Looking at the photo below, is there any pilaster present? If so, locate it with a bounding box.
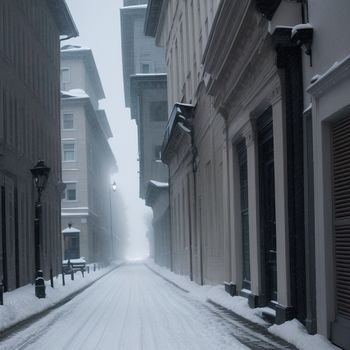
[245,118,260,297]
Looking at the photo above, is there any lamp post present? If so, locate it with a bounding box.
[109,181,117,262]
[30,160,50,298]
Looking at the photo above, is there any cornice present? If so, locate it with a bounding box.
[205,2,267,105]
[307,55,350,98]
[204,0,251,77]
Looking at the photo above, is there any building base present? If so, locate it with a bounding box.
[224,282,236,296]
[275,304,295,325]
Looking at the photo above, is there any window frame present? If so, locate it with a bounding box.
[64,182,77,202]
[61,67,71,84]
[62,112,75,130]
[140,61,154,74]
[62,141,77,162]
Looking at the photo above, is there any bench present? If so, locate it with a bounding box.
[62,258,86,275]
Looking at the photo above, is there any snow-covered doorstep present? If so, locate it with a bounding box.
[146,260,340,350]
[0,262,122,333]
[269,320,341,350]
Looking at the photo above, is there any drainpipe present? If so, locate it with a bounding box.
[190,129,198,283]
[167,166,174,272]
[223,112,232,285]
[181,115,202,285]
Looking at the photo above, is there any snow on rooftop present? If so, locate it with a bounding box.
[178,122,191,133]
[308,54,350,89]
[132,73,167,77]
[62,226,80,233]
[150,180,169,188]
[121,4,147,10]
[61,89,89,99]
[62,258,86,264]
[61,44,91,52]
[291,23,313,37]
[303,103,312,114]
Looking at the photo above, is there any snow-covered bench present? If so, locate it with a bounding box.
[62,258,86,274]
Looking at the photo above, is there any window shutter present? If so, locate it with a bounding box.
[333,116,350,320]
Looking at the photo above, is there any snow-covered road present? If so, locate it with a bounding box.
[0,264,291,350]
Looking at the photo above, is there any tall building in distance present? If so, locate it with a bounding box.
[120,0,171,267]
[60,45,118,263]
[0,0,77,292]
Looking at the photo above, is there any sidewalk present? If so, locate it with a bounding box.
[145,260,340,350]
[0,261,124,339]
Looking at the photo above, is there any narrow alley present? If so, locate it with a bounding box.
[0,264,294,350]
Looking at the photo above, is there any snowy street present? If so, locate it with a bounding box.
[0,264,295,350]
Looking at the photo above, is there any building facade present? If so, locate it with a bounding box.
[299,1,350,347]
[147,0,350,347]
[0,0,77,292]
[60,45,117,263]
[121,0,171,267]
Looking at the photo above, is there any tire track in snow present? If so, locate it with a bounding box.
[0,264,291,350]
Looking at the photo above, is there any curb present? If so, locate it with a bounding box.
[0,262,125,341]
[144,263,190,294]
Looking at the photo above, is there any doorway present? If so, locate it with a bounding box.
[64,233,80,260]
[258,108,277,303]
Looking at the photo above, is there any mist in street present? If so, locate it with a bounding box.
[66,0,151,260]
[0,1,348,349]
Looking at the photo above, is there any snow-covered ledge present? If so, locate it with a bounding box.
[307,55,350,97]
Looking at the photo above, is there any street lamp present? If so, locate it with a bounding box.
[30,160,50,298]
[109,181,117,262]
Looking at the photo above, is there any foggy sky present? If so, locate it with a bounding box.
[65,0,151,259]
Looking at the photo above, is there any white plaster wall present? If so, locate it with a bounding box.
[302,0,350,338]
[159,0,220,107]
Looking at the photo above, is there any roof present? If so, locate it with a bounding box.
[61,90,113,139]
[129,73,167,120]
[144,0,164,37]
[145,180,169,207]
[62,226,80,233]
[61,45,105,100]
[120,4,148,107]
[46,0,79,37]
[150,180,168,187]
[162,103,195,163]
[61,89,89,99]
[96,109,113,139]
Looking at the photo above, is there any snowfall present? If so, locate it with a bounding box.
[0,261,340,350]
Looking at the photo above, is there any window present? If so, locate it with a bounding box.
[61,68,70,83]
[140,61,153,74]
[141,63,150,73]
[63,113,74,129]
[154,145,162,160]
[150,101,168,122]
[64,232,80,259]
[63,142,76,161]
[65,183,77,201]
